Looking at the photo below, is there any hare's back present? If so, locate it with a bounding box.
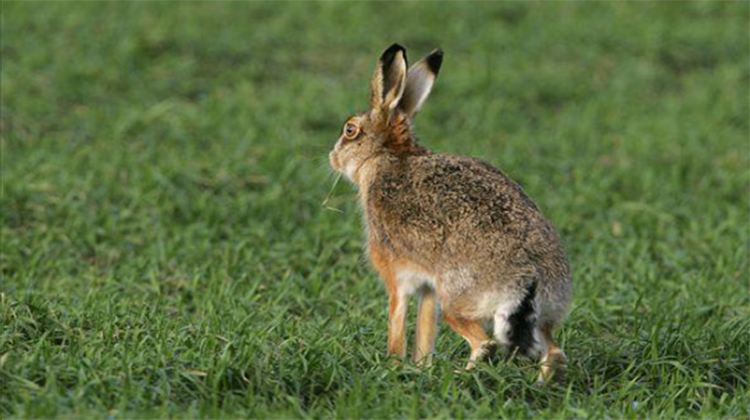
[410,154,544,231]
[411,154,571,305]
[368,153,564,268]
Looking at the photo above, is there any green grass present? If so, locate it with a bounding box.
[2,1,749,418]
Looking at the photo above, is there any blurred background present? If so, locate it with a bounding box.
[2,2,748,418]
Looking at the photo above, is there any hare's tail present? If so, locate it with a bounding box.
[491,282,542,357]
[491,281,568,381]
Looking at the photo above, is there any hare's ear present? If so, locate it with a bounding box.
[399,49,443,118]
[370,44,408,114]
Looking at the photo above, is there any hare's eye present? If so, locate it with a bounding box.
[344,123,360,139]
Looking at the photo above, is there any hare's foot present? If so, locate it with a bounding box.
[537,325,567,383]
[465,340,497,370]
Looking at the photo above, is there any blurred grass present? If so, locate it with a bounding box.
[2,1,749,418]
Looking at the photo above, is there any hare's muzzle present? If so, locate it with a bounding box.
[329,151,341,172]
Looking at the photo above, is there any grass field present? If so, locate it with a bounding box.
[2,2,749,418]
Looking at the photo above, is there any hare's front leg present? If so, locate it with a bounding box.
[370,243,409,359]
[412,287,439,366]
[387,289,409,358]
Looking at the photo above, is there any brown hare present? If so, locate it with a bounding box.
[329,44,571,381]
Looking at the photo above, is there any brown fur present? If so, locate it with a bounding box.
[384,112,427,156]
[329,44,572,380]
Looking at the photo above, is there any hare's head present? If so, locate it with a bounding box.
[329,44,443,184]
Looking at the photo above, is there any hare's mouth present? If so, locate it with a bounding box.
[330,153,361,183]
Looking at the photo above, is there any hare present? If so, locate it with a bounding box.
[329,44,571,381]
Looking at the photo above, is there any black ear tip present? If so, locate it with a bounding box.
[381,43,407,62]
[385,43,406,54]
[426,48,444,74]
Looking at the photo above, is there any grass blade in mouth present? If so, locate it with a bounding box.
[322,172,344,213]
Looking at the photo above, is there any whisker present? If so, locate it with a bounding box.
[322,172,345,213]
[315,161,336,174]
[299,155,329,163]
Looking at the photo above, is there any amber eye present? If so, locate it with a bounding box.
[344,122,360,139]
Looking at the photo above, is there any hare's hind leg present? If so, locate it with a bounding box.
[444,312,493,369]
[538,324,567,382]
